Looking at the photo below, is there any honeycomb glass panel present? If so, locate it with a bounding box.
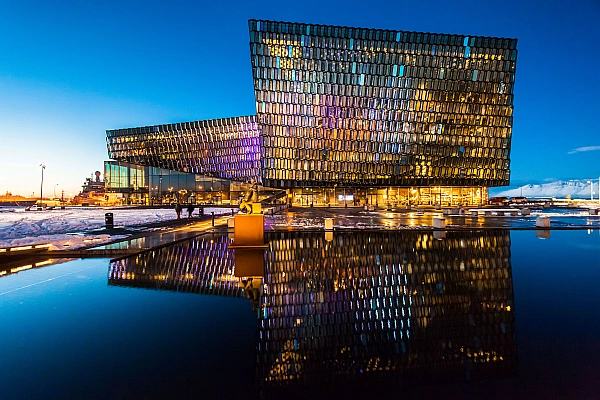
[106,116,262,183]
[249,20,517,189]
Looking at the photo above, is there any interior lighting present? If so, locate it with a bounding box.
[11,246,33,251]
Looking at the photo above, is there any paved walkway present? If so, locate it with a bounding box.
[4,204,599,266]
[89,215,229,252]
[0,215,231,267]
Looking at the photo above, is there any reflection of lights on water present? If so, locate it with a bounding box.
[214,274,239,283]
[11,265,32,273]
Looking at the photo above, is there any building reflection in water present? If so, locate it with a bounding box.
[109,234,244,298]
[108,230,515,391]
[0,258,73,278]
[260,230,515,393]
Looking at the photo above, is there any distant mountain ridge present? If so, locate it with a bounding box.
[492,179,599,199]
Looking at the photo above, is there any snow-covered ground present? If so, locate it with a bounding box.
[492,179,600,199]
[0,206,231,249]
[2,205,598,250]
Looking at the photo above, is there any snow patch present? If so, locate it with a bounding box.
[494,179,600,199]
[0,206,232,248]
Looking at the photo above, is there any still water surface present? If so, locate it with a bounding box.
[1,229,599,399]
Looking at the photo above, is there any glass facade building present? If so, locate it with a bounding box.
[106,115,261,181]
[250,20,516,190]
[104,20,517,206]
[104,160,252,205]
[105,116,261,205]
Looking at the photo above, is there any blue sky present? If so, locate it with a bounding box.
[1,0,598,196]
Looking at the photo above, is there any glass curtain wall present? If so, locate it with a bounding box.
[104,161,148,205]
[289,186,487,206]
[249,20,517,189]
[105,161,259,205]
[106,116,261,183]
[104,21,518,205]
[147,167,233,205]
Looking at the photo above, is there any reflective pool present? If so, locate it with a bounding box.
[1,229,599,399]
[266,206,600,230]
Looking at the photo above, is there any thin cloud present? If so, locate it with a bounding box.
[567,146,600,155]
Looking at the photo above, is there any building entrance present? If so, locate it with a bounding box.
[289,187,487,207]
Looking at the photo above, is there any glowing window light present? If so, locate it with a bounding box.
[11,246,33,251]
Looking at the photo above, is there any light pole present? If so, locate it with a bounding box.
[39,162,46,205]
[589,180,593,201]
[159,175,163,204]
[54,184,59,199]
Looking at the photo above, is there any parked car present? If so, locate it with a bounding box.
[488,196,509,205]
[511,196,528,204]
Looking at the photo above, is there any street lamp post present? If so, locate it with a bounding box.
[39,162,46,205]
[152,186,158,205]
[589,180,593,201]
[54,184,59,200]
[159,176,163,204]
